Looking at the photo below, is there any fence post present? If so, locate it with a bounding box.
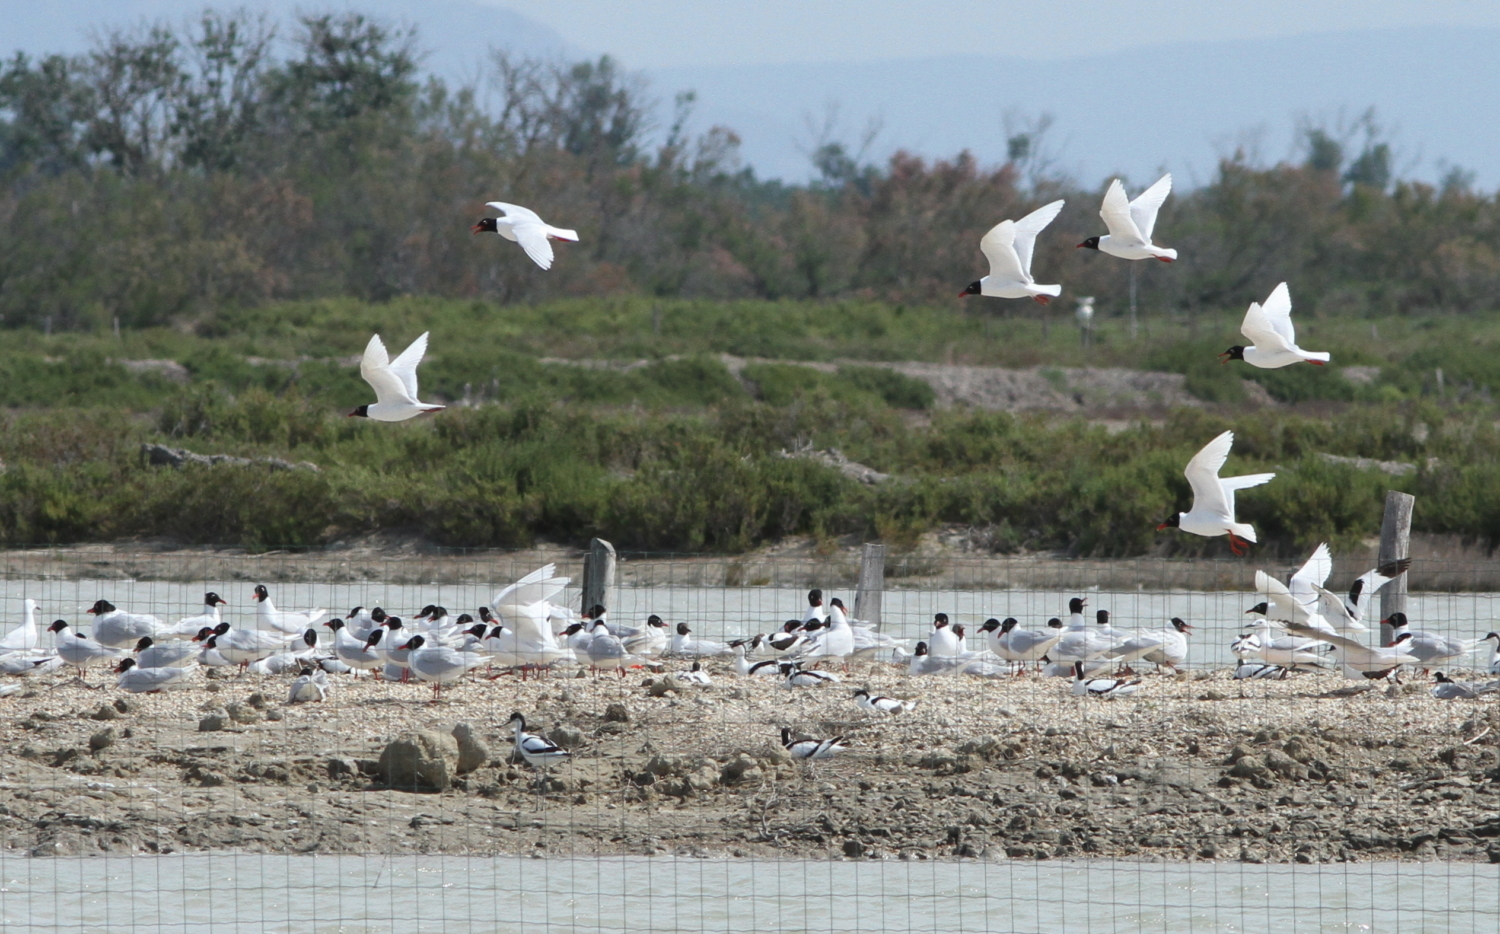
[854,543,885,633]
[582,538,616,615]
[1378,491,1414,645]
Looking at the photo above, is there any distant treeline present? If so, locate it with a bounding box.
[3,9,1498,331]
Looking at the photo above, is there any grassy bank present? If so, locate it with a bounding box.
[3,298,1500,555]
[4,296,1499,412]
[4,391,1499,555]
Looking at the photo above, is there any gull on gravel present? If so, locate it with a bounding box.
[48,620,124,681]
[86,600,169,649]
[252,585,327,636]
[981,617,1062,668]
[1384,612,1482,672]
[1430,672,1500,700]
[115,658,197,693]
[0,599,42,653]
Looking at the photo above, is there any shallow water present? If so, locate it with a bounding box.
[3,580,1498,671]
[2,852,1497,933]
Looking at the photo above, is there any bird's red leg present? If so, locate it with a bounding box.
[1032,295,1051,305]
[1227,532,1248,556]
[1157,256,1174,263]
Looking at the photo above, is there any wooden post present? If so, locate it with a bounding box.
[854,543,885,633]
[1378,491,1414,645]
[581,538,616,615]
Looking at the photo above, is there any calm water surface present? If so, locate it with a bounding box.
[2,853,1498,934]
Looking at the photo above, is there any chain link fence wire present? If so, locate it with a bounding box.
[2,542,1499,933]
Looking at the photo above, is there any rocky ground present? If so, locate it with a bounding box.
[4,658,1500,864]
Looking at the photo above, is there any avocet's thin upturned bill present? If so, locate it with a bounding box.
[349,332,444,422]
[1219,282,1330,368]
[1157,430,1274,556]
[960,199,1065,304]
[1077,174,1177,262]
[471,202,579,270]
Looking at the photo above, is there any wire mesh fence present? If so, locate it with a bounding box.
[2,542,1499,933]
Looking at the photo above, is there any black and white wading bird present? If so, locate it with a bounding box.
[471,202,579,270]
[780,661,841,688]
[507,712,571,790]
[1157,430,1275,555]
[1071,661,1142,697]
[852,688,916,715]
[781,727,846,772]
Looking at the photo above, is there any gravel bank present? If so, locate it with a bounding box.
[4,660,1500,863]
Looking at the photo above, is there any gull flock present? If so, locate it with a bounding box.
[4,556,1499,783]
[344,182,1333,556]
[0,172,1461,784]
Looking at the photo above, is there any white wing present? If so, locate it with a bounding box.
[1128,174,1172,243]
[1183,431,1235,517]
[1221,472,1276,518]
[1345,558,1410,622]
[1255,570,1307,623]
[1311,584,1365,632]
[1289,543,1333,600]
[978,220,1026,283]
[512,223,556,270]
[1012,199,1064,278]
[1099,179,1145,245]
[1259,282,1297,345]
[486,201,543,225]
[360,334,416,405]
[386,332,429,401]
[493,564,569,611]
[1240,301,1291,354]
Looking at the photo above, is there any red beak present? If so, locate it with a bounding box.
[470,224,483,235]
[958,290,969,297]
[1156,523,1170,531]
[1075,242,1086,249]
[1217,351,1231,365]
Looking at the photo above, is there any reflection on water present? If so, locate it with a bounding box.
[2,853,1497,934]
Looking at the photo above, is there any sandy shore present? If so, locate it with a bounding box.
[3,657,1500,864]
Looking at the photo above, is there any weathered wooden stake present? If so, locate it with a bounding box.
[582,538,616,615]
[854,543,886,633]
[1378,491,1414,645]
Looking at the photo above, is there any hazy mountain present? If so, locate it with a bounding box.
[653,27,1500,188]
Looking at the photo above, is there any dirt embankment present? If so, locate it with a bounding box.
[4,662,1500,863]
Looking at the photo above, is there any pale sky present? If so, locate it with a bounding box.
[489,0,1500,68]
[6,1,1500,186]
